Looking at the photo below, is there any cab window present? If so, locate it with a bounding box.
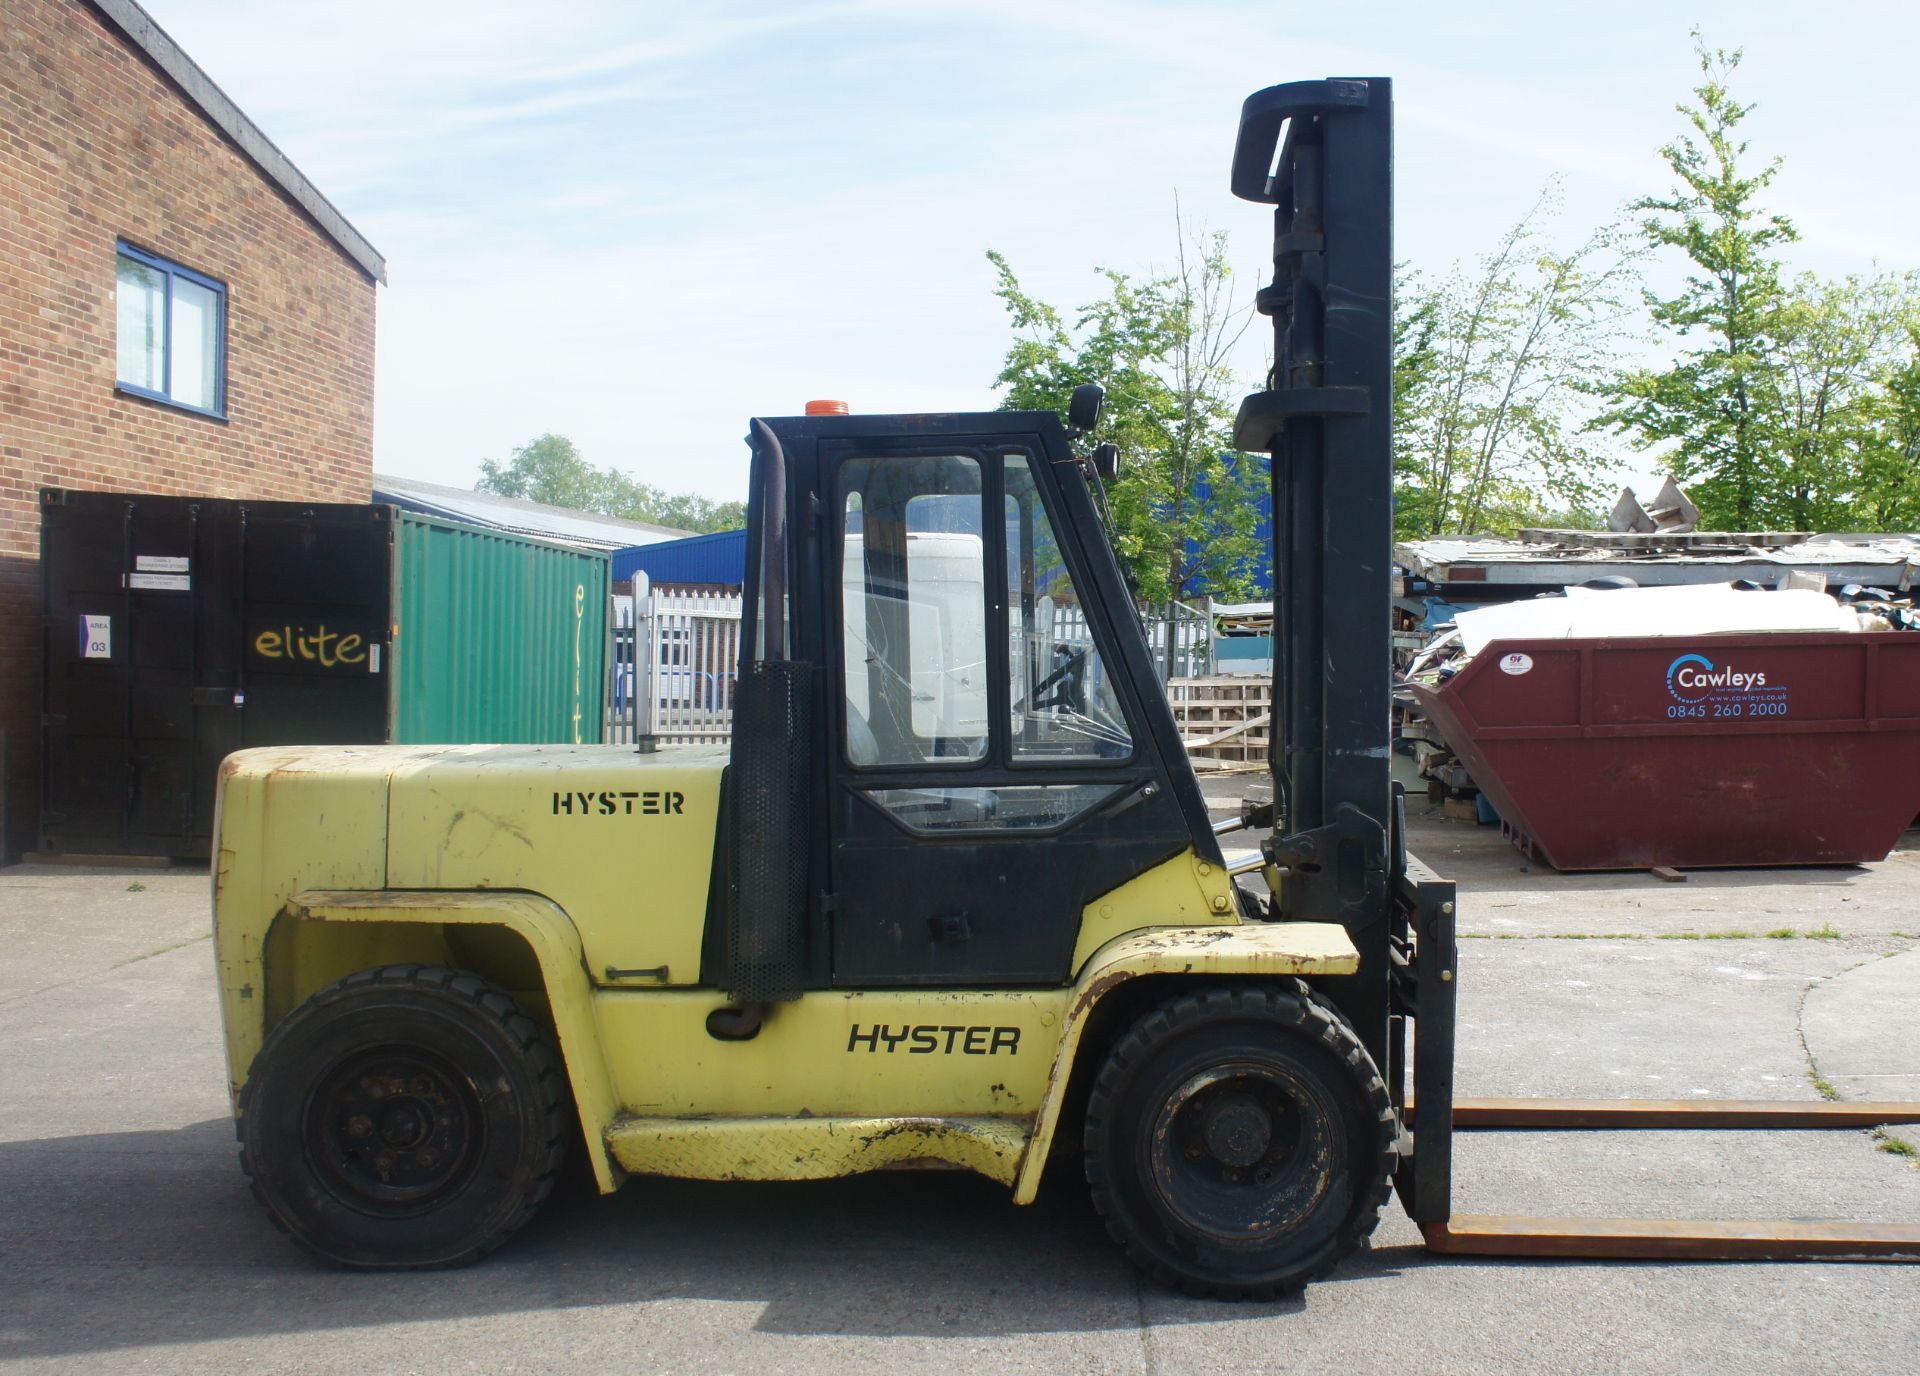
[1004,453,1131,761]
[839,455,988,766]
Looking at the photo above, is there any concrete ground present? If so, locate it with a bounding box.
[2,788,1917,1374]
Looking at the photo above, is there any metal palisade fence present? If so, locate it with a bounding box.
[607,588,742,747]
[1143,599,1215,682]
[605,590,1209,747]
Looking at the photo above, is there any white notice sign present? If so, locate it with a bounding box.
[81,614,112,659]
[135,555,190,573]
[125,572,191,591]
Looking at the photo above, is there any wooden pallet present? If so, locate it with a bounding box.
[1167,676,1272,766]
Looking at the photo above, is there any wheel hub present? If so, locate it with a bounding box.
[380,1102,431,1150]
[1201,1091,1273,1167]
[306,1049,481,1209]
[1148,1060,1344,1243]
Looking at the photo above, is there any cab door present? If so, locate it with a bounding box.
[823,436,1193,986]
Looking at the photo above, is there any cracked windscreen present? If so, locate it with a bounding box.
[1004,452,1131,761]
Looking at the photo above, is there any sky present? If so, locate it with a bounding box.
[143,0,1920,506]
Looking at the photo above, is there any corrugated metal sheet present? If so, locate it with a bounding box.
[392,513,609,744]
[614,528,747,587]
[375,474,692,552]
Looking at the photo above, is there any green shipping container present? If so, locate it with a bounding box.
[390,512,609,745]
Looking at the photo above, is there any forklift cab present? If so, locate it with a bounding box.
[720,407,1226,995]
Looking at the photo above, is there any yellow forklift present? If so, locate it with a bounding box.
[211,76,1920,1294]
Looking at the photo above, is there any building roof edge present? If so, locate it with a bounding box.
[90,0,388,284]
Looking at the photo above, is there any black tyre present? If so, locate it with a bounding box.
[239,964,568,1269]
[1084,984,1395,1299]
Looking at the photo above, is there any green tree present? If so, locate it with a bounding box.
[477,433,631,512]
[1772,272,1919,528]
[1857,310,1920,527]
[1394,188,1633,537]
[1391,263,1443,526]
[641,491,749,534]
[987,214,1263,602]
[476,435,747,534]
[1597,34,1798,528]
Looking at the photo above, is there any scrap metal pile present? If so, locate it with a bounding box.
[1392,517,1920,825]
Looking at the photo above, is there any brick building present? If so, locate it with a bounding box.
[0,0,383,857]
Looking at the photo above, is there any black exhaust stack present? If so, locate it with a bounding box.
[714,420,813,1023]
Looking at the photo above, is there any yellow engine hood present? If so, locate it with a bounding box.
[382,743,727,984]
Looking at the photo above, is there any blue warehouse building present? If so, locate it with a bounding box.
[614,528,748,589]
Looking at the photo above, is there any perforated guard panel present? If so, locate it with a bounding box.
[721,660,813,1002]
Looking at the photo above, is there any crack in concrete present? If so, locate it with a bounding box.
[1790,950,1916,1169]
[0,932,211,1011]
[1132,1275,1160,1375]
[1793,955,1867,1097]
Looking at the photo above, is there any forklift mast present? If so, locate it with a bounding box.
[1234,83,1405,1059]
[1232,79,1458,1224]
[1234,78,1395,918]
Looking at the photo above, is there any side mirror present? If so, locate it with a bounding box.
[1091,442,1120,483]
[1067,383,1105,435]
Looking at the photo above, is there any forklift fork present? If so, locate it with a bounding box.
[1421,1107,1920,1261]
[1391,858,1920,1263]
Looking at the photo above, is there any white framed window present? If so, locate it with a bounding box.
[115,240,226,418]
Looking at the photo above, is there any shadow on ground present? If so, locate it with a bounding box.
[1206,773,1917,898]
[1403,801,1914,895]
[0,1118,1418,1362]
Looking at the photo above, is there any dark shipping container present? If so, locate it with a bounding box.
[1410,631,1920,870]
[39,489,608,859]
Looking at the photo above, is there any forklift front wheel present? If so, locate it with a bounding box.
[1083,984,1395,1298]
[239,964,569,1269]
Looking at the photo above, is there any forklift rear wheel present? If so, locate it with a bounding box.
[1083,984,1395,1298]
[239,964,568,1269]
